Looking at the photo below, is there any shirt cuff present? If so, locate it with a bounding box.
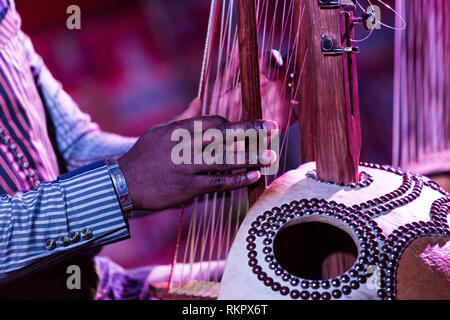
[57,160,130,250]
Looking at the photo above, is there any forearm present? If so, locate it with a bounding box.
[0,160,130,284]
[37,62,137,170]
[20,30,137,171]
[57,123,138,171]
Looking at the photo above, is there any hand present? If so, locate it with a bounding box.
[166,98,203,122]
[208,49,297,132]
[117,110,278,211]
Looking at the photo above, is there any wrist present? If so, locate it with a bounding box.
[106,159,133,218]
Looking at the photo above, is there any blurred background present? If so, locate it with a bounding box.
[17,0,397,269]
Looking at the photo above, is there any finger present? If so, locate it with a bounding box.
[175,98,202,120]
[162,98,203,125]
[221,43,241,91]
[169,114,229,134]
[261,49,284,81]
[195,119,278,148]
[196,149,277,172]
[194,170,262,193]
[217,119,278,138]
[201,128,263,148]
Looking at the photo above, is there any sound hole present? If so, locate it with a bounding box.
[273,222,358,280]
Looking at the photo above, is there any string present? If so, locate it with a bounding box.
[203,0,232,293]
[170,0,305,298]
[350,0,406,43]
[213,191,227,282]
[171,0,222,295]
[221,190,234,280]
[167,203,184,293]
[376,0,406,30]
[350,27,374,43]
[355,0,406,31]
[276,0,306,178]
[393,0,448,173]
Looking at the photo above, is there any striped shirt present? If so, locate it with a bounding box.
[0,2,137,283]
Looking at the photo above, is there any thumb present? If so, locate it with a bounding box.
[173,98,202,121]
[261,49,284,81]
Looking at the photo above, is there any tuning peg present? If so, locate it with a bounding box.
[320,34,359,55]
[352,11,378,31]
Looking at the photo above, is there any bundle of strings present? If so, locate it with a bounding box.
[393,0,450,175]
[164,0,305,299]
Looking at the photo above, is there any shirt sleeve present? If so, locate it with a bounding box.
[18,30,138,171]
[0,160,130,284]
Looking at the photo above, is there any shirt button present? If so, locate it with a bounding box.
[23,162,30,169]
[58,235,71,247]
[81,228,92,240]
[34,181,41,188]
[45,239,56,251]
[69,231,80,243]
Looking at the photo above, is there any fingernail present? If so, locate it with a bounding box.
[261,150,277,164]
[263,120,278,131]
[262,50,283,81]
[247,170,261,182]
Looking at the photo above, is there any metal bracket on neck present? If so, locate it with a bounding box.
[320,34,359,55]
[318,0,356,10]
[353,10,378,30]
[318,0,341,8]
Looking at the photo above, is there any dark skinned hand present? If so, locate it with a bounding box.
[118,100,278,211]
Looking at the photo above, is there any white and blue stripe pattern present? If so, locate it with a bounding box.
[0,1,137,285]
[0,160,130,284]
